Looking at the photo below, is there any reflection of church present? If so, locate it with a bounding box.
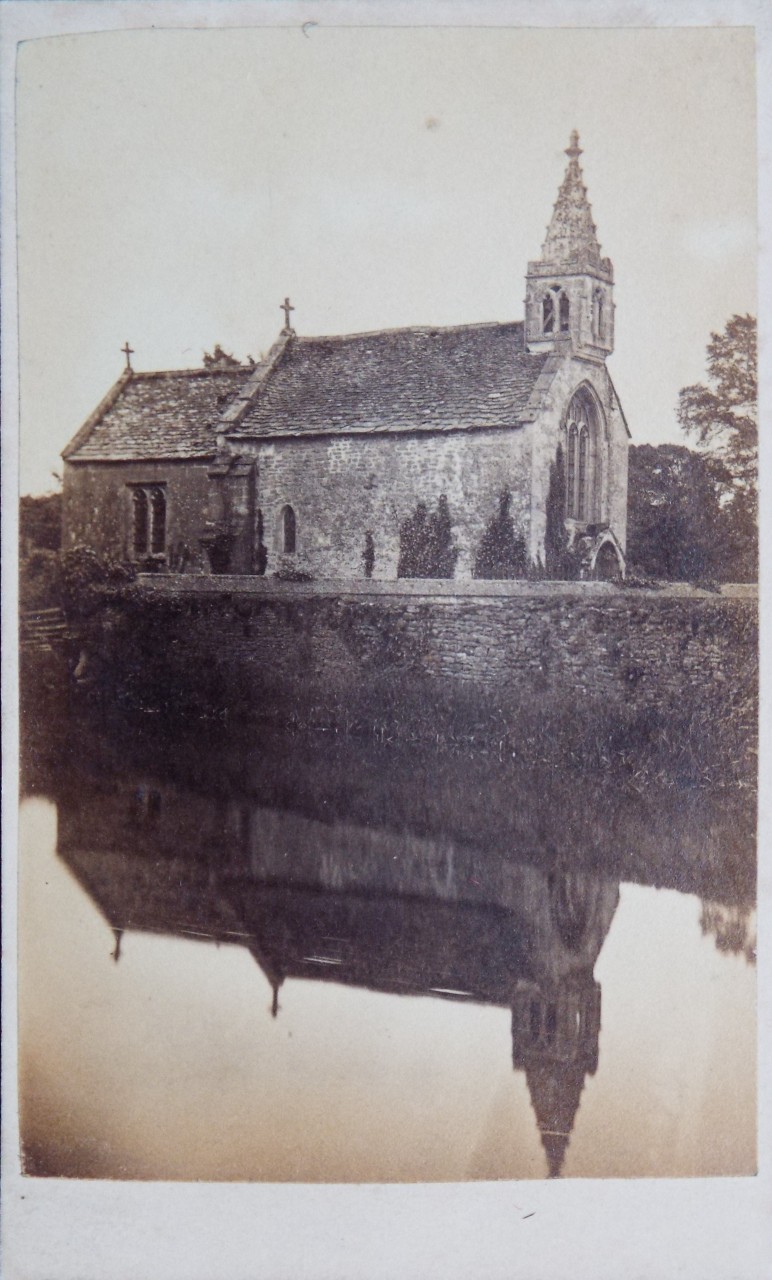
[55,763,619,1179]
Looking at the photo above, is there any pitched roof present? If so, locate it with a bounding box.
[63,321,550,462]
[63,367,247,462]
[226,321,550,440]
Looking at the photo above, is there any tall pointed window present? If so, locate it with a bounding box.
[578,429,588,520]
[542,292,555,334]
[559,290,570,333]
[130,484,167,559]
[567,426,577,508]
[564,390,603,523]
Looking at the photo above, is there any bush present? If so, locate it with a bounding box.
[273,566,314,583]
[397,495,459,579]
[60,547,137,617]
[19,548,62,610]
[474,490,528,579]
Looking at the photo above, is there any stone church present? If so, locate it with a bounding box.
[62,133,629,581]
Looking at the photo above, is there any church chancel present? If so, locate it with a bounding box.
[62,135,629,581]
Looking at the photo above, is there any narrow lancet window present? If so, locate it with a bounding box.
[132,488,149,555]
[559,291,570,332]
[578,429,588,520]
[593,289,604,340]
[567,426,577,516]
[542,293,555,334]
[149,487,166,554]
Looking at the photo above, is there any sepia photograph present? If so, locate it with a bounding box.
[3,3,768,1277]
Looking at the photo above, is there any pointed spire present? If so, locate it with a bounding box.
[541,131,603,269]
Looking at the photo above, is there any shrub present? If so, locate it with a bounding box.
[60,547,137,617]
[473,489,527,579]
[397,495,459,579]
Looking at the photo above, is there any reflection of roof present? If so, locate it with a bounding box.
[62,368,246,462]
[60,845,247,943]
[225,322,549,440]
[228,882,532,1006]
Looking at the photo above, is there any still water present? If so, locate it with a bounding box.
[19,694,756,1181]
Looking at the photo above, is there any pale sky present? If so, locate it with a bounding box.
[15,25,756,494]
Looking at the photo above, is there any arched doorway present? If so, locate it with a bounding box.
[594,540,624,582]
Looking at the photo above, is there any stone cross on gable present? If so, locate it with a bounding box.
[121,341,134,371]
[280,297,295,332]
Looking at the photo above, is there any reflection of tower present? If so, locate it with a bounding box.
[510,869,617,1178]
[512,973,601,1177]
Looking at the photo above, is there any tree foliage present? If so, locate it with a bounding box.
[397,495,459,579]
[20,492,62,552]
[203,344,242,369]
[627,444,728,581]
[473,489,527,579]
[678,314,757,495]
[677,314,757,579]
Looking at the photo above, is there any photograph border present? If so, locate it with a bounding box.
[2,2,769,1277]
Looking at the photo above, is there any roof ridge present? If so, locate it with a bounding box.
[293,318,524,344]
[129,366,251,380]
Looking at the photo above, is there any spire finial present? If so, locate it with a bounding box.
[121,341,134,371]
[565,130,582,161]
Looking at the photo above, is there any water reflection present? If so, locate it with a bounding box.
[19,692,756,1181]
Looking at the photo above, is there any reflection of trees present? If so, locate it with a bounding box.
[700,900,756,965]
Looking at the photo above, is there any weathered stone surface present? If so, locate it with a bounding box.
[128,579,757,717]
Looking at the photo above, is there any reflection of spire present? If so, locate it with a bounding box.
[525,1061,587,1178]
[512,976,601,1180]
[112,929,123,963]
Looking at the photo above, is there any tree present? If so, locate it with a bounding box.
[19,492,62,552]
[397,495,459,579]
[542,444,578,579]
[474,489,527,579]
[678,314,757,579]
[203,343,242,369]
[626,444,728,581]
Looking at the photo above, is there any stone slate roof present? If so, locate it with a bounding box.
[63,368,247,462]
[63,320,550,462]
[227,321,549,440]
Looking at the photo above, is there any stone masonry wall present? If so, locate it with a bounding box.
[132,578,757,717]
[63,459,214,571]
[241,426,534,580]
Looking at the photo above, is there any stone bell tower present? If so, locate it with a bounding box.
[525,132,614,361]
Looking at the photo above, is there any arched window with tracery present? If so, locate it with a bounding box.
[564,390,603,523]
[281,504,296,554]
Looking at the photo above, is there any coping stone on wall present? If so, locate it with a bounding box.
[136,574,758,603]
